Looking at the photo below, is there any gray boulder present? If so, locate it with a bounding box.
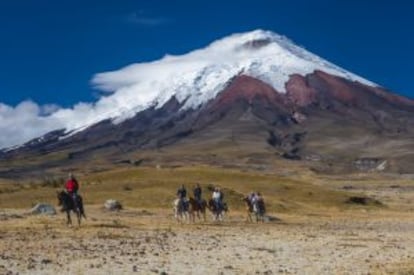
[30,203,56,215]
[104,199,123,211]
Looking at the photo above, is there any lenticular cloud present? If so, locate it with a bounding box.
[0,30,375,149]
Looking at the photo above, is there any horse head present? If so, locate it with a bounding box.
[57,190,65,206]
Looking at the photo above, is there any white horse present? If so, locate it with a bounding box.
[173,198,189,223]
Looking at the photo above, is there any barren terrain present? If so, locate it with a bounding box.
[0,167,413,274]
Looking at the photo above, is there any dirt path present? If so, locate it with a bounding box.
[0,207,413,274]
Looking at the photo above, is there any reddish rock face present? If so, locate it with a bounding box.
[208,75,287,110]
[204,71,414,114]
[312,70,360,104]
[285,74,317,107]
[283,70,414,111]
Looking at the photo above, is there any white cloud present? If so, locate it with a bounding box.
[0,101,63,149]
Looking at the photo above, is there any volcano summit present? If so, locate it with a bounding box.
[1,30,414,177]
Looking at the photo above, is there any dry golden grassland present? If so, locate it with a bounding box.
[1,166,359,211]
[0,166,413,274]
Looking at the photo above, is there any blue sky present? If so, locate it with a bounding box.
[0,0,414,107]
[0,0,413,108]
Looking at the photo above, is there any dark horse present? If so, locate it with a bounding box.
[242,197,265,222]
[57,191,86,226]
[207,199,228,221]
[188,197,207,222]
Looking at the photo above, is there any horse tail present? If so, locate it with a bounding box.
[78,196,86,219]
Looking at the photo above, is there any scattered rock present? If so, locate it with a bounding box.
[263,215,281,222]
[104,199,123,211]
[30,203,56,215]
[353,158,387,172]
[346,196,383,206]
[41,259,52,264]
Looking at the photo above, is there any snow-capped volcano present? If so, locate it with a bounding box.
[0,30,383,150]
[92,29,376,124]
[3,29,414,178]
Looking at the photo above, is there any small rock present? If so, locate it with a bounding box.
[104,199,123,211]
[30,203,56,215]
[41,259,52,264]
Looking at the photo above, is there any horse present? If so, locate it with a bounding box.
[188,197,207,222]
[207,199,228,221]
[57,191,86,226]
[242,196,266,223]
[173,198,189,223]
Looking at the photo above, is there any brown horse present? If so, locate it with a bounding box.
[188,197,207,222]
[242,196,254,222]
[242,196,265,223]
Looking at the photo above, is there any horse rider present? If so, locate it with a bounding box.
[176,184,188,211]
[193,183,202,205]
[250,192,258,205]
[65,173,79,207]
[252,192,265,213]
[212,187,223,211]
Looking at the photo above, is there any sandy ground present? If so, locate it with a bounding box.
[0,205,413,275]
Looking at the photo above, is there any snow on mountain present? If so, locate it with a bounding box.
[0,30,378,150]
[92,30,376,124]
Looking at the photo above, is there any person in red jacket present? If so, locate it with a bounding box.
[65,173,79,206]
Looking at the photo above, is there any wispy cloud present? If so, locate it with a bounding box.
[126,12,169,26]
[0,101,63,149]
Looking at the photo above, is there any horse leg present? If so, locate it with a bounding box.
[66,211,72,226]
[202,209,206,222]
[189,210,194,223]
[77,210,81,226]
[196,209,203,222]
[174,209,179,222]
[246,208,252,222]
[79,202,86,219]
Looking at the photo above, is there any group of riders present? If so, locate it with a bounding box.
[175,183,265,215]
[176,183,225,213]
[62,174,265,220]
